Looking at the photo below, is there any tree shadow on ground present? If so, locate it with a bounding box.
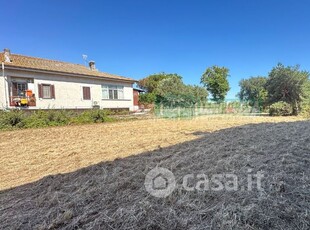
[0,121,309,230]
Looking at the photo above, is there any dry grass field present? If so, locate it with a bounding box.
[0,115,303,190]
[0,115,309,229]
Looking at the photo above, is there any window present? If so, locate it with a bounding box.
[82,86,91,100]
[38,84,55,99]
[17,83,28,96]
[43,85,51,98]
[11,82,28,97]
[102,85,124,99]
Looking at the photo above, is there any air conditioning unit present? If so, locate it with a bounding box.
[92,101,100,109]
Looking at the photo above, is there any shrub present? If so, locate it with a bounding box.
[139,93,156,105]
[72,109,114,124]
[269,102,292,116]
[0,110,25,129]
[300,102,310,118]
[0,109,115,130]
[23,110,48,128]
[23,110,71,128]
[87,110,114,123]
[48,110,72,126]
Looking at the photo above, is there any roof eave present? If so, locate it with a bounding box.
[4,65,137,83]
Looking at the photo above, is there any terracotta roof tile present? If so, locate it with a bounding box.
[0,52,135,82]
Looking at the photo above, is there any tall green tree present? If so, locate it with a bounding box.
[139,73,208,107]
[137,73,182,93]
[266,63,309,115]
[238,76,268,109]
[153,76,208,107]
[201,66,230,103]
[185,85,208,105]
[155,75,185,97]
[155,76,198,107]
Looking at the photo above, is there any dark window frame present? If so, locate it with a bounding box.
[82,86,91,100]
[38,84,55,99]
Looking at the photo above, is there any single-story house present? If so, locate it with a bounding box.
[0,49,136,110]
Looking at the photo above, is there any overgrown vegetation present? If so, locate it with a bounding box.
[238,63,310,117]
[0,109,115,130]
[138,64,310,117]
[300,80,310,118]
[138,92,156,105]
[266,64,309,115]
[0,110,26,129]
[300,104,310,118]
[138,73,208,107]
[238,76,268,111]
[269,101,292,116]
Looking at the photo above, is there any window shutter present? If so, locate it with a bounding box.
[12,82,18,96]
[83,87,91,100]
[83,87,87,100]
[50,85,55,99]
[38,84,43,98]
[87,87,91,100]
[82,87,85,100]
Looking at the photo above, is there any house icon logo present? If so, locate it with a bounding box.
[145,167,176,198]
[153,173,169,190]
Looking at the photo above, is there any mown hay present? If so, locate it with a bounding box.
[0,116,303,190]
[0,119,309,229]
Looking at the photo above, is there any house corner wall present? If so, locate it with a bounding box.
[0,69,8,109]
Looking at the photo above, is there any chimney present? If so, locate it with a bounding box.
[3,48,11,63]
[89,60,97,71]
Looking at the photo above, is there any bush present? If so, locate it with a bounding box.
[88,110,114,123]
[72,109,114,124]
[0,109,115,130]
[23,110,72,128]
[300,102,310,118]
[269,102,292,116]
[0,110,25,129]
[139,93,156,105]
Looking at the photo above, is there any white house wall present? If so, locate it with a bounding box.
[1,69,134,110]
[0,71,6,108]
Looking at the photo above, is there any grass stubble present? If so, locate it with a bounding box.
[0,115,309,229]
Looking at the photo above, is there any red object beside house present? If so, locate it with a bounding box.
[133,90,139,106]
[133,88,145,110]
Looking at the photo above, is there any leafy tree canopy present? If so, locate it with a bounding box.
[266,63,309,115]
[238,76,268,108]
[302,79,310,102]
[201,66,230,103]
[155,75,185,97]
[138,73,208,107]
[185,85,209,104]
[137,73,182,93]
[155,75,208,107]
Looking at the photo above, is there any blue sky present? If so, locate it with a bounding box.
[2,0,310,99]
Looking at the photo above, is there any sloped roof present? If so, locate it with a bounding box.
[0,51,135,82]
[133,88,145,92]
